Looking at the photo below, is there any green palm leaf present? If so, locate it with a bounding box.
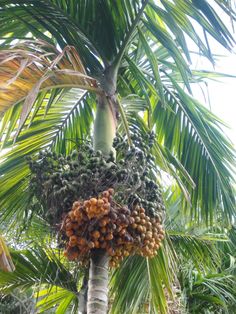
[110,240,176,314]
[0,88,94,224]
[0,247,78,293]
[0,246,81,313]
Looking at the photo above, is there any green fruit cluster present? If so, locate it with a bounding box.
[27,130,165,225]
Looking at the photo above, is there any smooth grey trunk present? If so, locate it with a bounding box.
[87,88,117,314]
[78,274,88,314]
[87,250,109,314]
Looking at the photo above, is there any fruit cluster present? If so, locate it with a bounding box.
[27,131,165,226]
[62,189,165,267]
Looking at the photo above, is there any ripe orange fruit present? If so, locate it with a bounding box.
[66,230,74,237]
[65,222,73,230]
[78,238,87,246]
[90,198,97,205]
[84,200,90,207]
[97,199,104,207]
[70,235,77,242]
[103,203,110,210]
[108,188,114,195]
[63,250,68,257]
[106,233,113,240]
[100,227,107,234]
[72,201,80,210]
[92,230,100,239]
[94,240,100,248]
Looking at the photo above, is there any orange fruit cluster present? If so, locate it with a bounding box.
[62,189,165,267]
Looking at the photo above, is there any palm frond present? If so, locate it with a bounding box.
[110,256,149,314]
[110,241,176,314]
[0,0,103,72]
[0,41,98,138]
[0,89,94,225]
[181,268,236,313]
[0,289,35,314]
[1,0,235,72]
[0,247,78,293]
[120,53,235,224]
[35,286,78,314]
[0,236,15,272]
[0,246,80,313]
[156,83,235,224]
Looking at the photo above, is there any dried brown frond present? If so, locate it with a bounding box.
[0,41,100,137]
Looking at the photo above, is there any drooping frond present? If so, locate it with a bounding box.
[0,41,99,138]
[180,265,236,313]
[154,86,235,224]
[0,246,80,313]
[0,89,94,224]
[0,235,15,272]
[0,247,78,293]
[119,47,236,225]
[0,0,235,72]
[110,241,176,314]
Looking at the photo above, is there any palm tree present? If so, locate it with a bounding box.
[0,0,235,313]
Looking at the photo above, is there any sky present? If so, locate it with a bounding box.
[188,3,236,149]
[191,51,236,149]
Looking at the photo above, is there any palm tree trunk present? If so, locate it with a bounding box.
[78,273,88,314]
[87,94,117,314]
[87,250,109,314]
